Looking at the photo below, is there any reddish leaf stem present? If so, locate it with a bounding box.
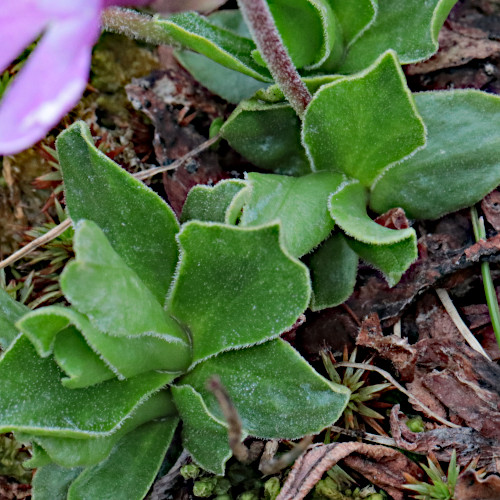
[236,0,312,117]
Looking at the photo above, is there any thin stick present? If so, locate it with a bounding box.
[0,135,219,270]
[236,0,311,117]
[329,425,396,447]
[435,288,491,361]
[393,319,401,338]
[259,436,314,476]
[334,362,461,429]
[0,219,72,270]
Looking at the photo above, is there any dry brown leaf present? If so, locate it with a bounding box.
[390,406,500,472]
[482,190,500,231]
[455,469,500,500]
[276,442,422,500]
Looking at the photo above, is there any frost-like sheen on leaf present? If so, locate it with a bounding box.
[57,122,180,304]
[156,11,271,81]
[181,179,247,223]
[221,98,311,175]
[61,222,189,351]
[240,171,344,257]
[168,222,311,364]
[329,182,417,286]
[181,339,350,438]
[66,419,178,500]
[172,385,232,475]
[371,90,500,220]
[0,336,173,437]
[302,51,426,186]
[308,232,358,311]
[340,0,458,73]
[0,288,28,350]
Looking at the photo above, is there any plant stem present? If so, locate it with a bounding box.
[470,206,500,348]
[236,0,312,117]
[101,7,175,45]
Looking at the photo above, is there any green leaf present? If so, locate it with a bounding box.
[56,121,179,304]
[240,172,344,257]
[340,0,457,73]
[0,336,174,438]
[61,221,190,357]
[0,288,28,350]
[308,232,358,311]
[53,327,115,389]
[67,418,178,500]
[302,50,426,186]
[171,385,232,475]
[32,464,83,500]
[329,182,417,285]
[265,0,342,70]
[31,391,175,468]
[18,306,190,377]
[329,0,377,47]
[168,222,311,364]
[181,179,247,223]
[181,339,350,438]
[156,12,271,81]
[220,98,311,176]
[370,90,500,219]
[24,442,52,469]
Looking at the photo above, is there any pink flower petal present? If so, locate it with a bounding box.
[0,13,100,155]
[101,0,152,7]
[0,1,49,73]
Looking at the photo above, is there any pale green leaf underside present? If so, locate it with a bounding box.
[181,179,247,223]
[0,336,173,438]
[241,171,344,257]
[172,385,232,475]
[220,98,311,176]
[29,391,175,468]
[175,49,267,103]
[329,182,417,285]
[303,50,426,186]
[182,339,350,439]
[156,12,271,81]
[167,222,311,364]
[67,419,178,500]
[308,232,358,311]
[61,221,189,351]
[330,0,377,47]
[56,121,179,304]
[371,90,500,220]
[0,288,28,350]
[32,464,83,500]
[340,0,458,73]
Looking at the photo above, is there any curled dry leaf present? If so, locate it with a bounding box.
[455,469,500,500]
[482,190,500,231]
[390,405,500,473]
[276,442,422,500]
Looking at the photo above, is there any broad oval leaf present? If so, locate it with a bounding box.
[221,98,311,176]
[171,385,232,475]
[167,222,311,364]
[340,0,458,73]
[370,90,500,219]
[302,50,426,186]
[156,12,271,81]
[329,182,417,286]
[67,418,178,500]
[61,221,190,358]
[240,171,344,257]
[181,339,350,438]
[0,336,174,438]
[329,0,377,47]
[307,232,358,311]
[56,121,179,304]
[32,464,83,500]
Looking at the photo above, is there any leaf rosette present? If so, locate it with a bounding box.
[0,123,350,499]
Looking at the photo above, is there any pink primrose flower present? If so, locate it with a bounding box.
[0,0,151,155]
